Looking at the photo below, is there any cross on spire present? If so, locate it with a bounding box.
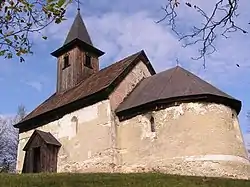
[176,58,179,66]
[77,0,80,11]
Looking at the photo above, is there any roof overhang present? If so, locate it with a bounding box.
[23,130,61,151]
[15,89,109,133]
[116,94,242,121]
[14,50,156,133]
[51,38,105,57]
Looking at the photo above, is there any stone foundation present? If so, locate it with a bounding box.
[55,155,250,179]
[116,157,250,180]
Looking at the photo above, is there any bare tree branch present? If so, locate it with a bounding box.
[0,105,27,173]
[158,0,247,67]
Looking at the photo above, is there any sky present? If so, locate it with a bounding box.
[0,0,250,151]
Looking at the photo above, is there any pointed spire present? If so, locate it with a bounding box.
[51,10,104,58]
[64,11,93,46]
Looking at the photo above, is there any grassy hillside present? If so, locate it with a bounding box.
[0,173,250,187]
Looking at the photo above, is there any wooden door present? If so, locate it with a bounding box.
[33,147,41,173]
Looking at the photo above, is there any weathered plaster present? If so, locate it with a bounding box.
[108,60,153,168]
[17,59,152,174]
[117,102,250,179]
[17,100,114,173]
[16,58,250,179]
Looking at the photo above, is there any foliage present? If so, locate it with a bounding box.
[0,105,27,173]
[160,0,246,67]
[0,0,72,62]
[0,173,249,187]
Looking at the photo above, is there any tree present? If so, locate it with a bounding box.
[0,105,27,173]
[13,104,27,124]
[159,0,247,67]
[0,0,72,62]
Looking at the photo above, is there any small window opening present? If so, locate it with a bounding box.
[63,55,70,69]
[232,113,235,119]
[85,54,92,68]
[150,116,156,132]
[71,116,78,134]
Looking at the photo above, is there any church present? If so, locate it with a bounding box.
[14,11,250,179]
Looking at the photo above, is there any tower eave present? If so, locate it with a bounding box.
[51,38,105,58]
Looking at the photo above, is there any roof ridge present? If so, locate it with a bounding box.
[107,50,146,86]
[161,66,233,98]
[15,50,155,131]
[180,67,234,98]
[179,67,205,95]
[64,50,144,92]
[158,66,178,99]
[100,50,143,71]
[116,65,241,116]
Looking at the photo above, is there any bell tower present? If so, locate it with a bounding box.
[51,10,104,93]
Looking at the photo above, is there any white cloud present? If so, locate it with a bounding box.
[38,7,250,86]
[21,80,43,92]
[87,11,186,70]
[85,10,250,87]
[40,10,189,70]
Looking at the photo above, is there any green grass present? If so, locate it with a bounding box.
[0,173,250,187]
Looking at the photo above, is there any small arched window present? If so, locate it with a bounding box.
[71,116,78,134]
[150,116,156,132]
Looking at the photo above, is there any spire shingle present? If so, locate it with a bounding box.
[64,11,93,46]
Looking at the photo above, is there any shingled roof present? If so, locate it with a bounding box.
[14,50,155,132]
[23,130,61,151]
[116,66,241,119]
[51,12,104,57]
[64,11,92,46]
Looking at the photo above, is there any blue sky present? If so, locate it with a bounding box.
[1,0,250,148]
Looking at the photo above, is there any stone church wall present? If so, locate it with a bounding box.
[16,60,152,173]
[109,60,152,110]
[16,58,250,179]
[17,100,114,173]
[116,102,250,179]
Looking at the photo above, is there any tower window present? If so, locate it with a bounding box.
[63,55,70,69]
[85,54,92,68]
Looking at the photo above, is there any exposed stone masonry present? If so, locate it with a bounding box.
[117,102,250,179]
